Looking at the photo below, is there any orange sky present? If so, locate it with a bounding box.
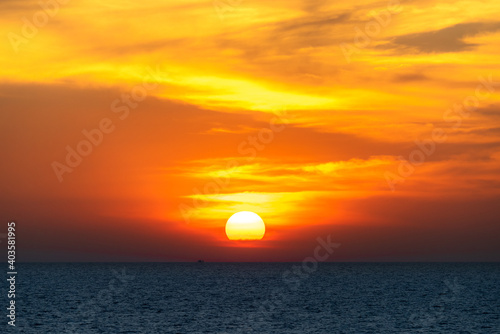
[1,0,500,261]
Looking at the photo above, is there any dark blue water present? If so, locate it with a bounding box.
[5,263,500,333]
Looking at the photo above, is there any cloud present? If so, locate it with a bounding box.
[393,73,429,82]
[216,11,351,60]
[0,0,37,12]
[387,21,500,53]
[476,104,500,118]
[274,13,351,34]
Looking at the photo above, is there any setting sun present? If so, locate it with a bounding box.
[225,211,266,241]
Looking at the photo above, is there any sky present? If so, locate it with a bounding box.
[1,0,499,262]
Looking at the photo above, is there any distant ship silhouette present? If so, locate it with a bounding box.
[197,260,205,263]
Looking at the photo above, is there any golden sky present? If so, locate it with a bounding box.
[1,0,500,261]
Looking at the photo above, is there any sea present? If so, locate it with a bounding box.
[6,263,500,333]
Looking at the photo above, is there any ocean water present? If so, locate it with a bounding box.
[7,263,500,333]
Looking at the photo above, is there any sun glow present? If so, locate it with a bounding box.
[225,211,266,241]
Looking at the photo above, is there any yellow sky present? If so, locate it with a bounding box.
[2,0,500,126]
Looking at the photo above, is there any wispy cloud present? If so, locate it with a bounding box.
[385,21,500,53]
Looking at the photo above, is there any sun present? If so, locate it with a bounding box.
[225,211,266,241]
